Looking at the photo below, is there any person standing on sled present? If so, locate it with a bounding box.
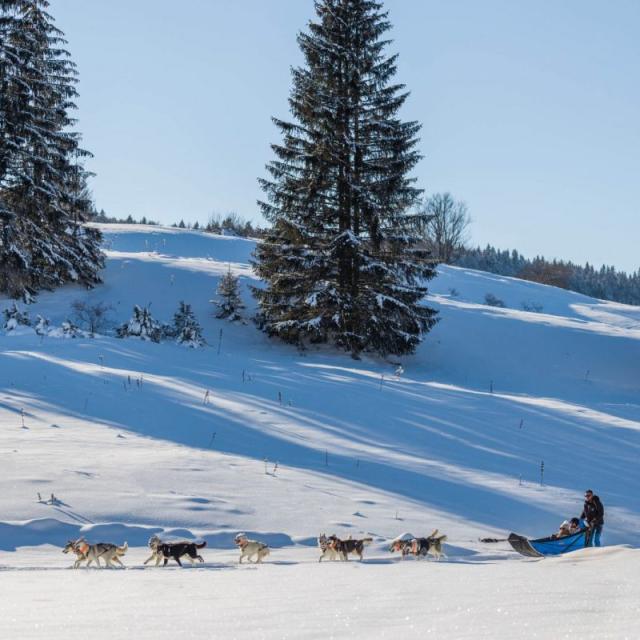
[581,489,604,547]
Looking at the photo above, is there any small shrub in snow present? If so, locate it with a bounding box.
[117,305,162,342]
[448,287,460,297]
[521,301,543,313]
[71,300,113,336]
[484,293,506,308]
[213,268,244,321]
[172,301,205,347]
[2,303,30,332]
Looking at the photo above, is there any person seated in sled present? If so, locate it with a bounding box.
[553,520,572,538]
[568,517,582,534]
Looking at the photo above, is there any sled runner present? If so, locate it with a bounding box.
[508,529,589,558]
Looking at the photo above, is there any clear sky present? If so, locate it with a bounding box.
[53,0,639,272]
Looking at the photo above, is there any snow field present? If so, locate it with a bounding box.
[1,224,639,639]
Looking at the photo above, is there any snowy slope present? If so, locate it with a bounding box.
[0,224,639,638]
[0,225,640,640]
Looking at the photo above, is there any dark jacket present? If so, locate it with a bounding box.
[581,495,604,526]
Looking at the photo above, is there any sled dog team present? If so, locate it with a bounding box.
[61,530,447,568]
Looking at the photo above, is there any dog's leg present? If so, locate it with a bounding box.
[175,557,183,567]
[197,555,204,563]
[143,554,154,565]
[112,556,125,568]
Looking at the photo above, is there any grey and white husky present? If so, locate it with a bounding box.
[63,538,128,568]
[318,533,340,562]
[143,535,165,566]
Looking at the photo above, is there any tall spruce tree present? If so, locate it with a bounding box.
[253,0,437,357]
[0,0,103,299]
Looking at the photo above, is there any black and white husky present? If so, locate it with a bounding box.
[318,534,372,561]
[144,534,206,567]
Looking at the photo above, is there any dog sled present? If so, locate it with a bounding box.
[507,528,589,558]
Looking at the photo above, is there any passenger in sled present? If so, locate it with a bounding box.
[552,517,582,539]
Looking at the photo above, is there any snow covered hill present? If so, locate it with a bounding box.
[1,224,639,638]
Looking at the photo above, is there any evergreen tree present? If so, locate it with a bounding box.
[2,301,30,331]
[60,319,81,338]
[0,0,103,300]
[253,0,437,357]
[172,301,205,347]
[213,267,244,320]
[117,305,161,342]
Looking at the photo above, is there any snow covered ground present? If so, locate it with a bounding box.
[0,545,638,640]
[1,224,639,639]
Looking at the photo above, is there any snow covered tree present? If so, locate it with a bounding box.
[253,0,437,357]
[213,267,244,320]
[0,0,104,300]
[60,319,81,338]
[34,314,49,335]
[2,302,30,331]
[172,301,205,347]
[117,305,161,342]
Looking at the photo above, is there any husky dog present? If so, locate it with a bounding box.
[390,530,448,560]
[330,535,373,561]
[62,538,128,568]
[234,533,270,564]
[158,540,207,567]
[318,533,340,562]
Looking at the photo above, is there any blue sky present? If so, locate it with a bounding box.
[54,0,639,272]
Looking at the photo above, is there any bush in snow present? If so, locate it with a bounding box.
[71,300,113,336]
[484,293,506,308]
[2,303,30,332]
[172,301,205,347]
[213,268,244,321]
[521,301,543,313]
[117,305,162,342]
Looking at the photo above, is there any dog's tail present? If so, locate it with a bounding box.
[117,542,128,555]
[196,541,207,549]
[260,544,270,556]
[434,535,447,543]
[361,538,373,546]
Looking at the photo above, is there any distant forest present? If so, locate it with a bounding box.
[456,245,640,306]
